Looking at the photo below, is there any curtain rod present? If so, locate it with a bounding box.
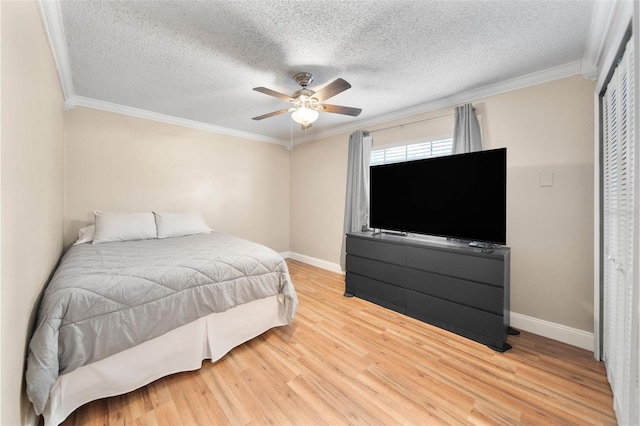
[368,112,455,134]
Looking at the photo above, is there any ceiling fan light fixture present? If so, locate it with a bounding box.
[291,107,319,126]
[252,72,361,127]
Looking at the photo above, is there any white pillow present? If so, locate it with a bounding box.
[73,225,95,245]
[154,212,210,239]
[93,211,157,243]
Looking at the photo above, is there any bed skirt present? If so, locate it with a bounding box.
[43,294,289,426]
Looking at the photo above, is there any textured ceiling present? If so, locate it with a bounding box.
[59,0,596,143]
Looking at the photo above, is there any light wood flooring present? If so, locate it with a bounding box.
[61,259,617,425]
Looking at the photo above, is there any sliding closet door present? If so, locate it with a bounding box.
[601,36,639,426]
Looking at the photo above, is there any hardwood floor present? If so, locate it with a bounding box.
[61,259,617,425]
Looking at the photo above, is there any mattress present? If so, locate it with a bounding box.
[26,232,298,417]
[43,294,288,426]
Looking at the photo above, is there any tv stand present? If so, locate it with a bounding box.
[345,232,511,352]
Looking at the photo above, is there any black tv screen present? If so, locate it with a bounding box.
[369,148,506,245]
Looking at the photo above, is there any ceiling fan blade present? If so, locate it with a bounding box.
[313,78,351,102]
[252,108,290,120]
[321,104,362,117]
[253,87,293,102]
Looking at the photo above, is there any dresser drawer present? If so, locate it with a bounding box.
[347,236,405,264]
[406,269,504,315]
[346,255,406,287]
[345,232,510,351]
[406,290,506,347]
[345,272,405,314]
[406,246,504,287]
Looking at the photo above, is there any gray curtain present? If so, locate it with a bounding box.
[340,130,371,270]
[452,104,482,154]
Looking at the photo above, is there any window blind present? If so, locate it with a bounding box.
[601,36,638,426]
[370,139,452,166]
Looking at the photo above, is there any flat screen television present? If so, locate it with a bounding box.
[369,147,506,245]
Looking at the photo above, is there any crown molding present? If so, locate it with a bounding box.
[39,0,584,148]
[581,0,623,80]
[67,96,287,146]
[297,60,582,144]
[62,60,580,148]
[593,0,633,93]
[38,0,75,101]
[39,1,286,146]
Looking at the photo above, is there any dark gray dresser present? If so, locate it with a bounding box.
[345,231,512,351]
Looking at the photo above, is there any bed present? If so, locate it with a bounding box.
[25,223,298,426]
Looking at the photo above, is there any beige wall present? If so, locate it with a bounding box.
[64,107,290,252]
[480,76,594,331]
[290,136,349,262]
[0,1,597,423]
[291,75,595,332]
[1,1,66,424]
[371,112,455,149]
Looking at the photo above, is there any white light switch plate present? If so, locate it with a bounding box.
[540,172,554,187]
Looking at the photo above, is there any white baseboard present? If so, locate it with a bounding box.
[280,251,344,275]
[281,252,593,352]
[510,312,594,352]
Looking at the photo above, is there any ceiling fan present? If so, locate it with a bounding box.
[252,72,362,129]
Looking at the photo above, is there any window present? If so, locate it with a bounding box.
[370,139,453,166]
